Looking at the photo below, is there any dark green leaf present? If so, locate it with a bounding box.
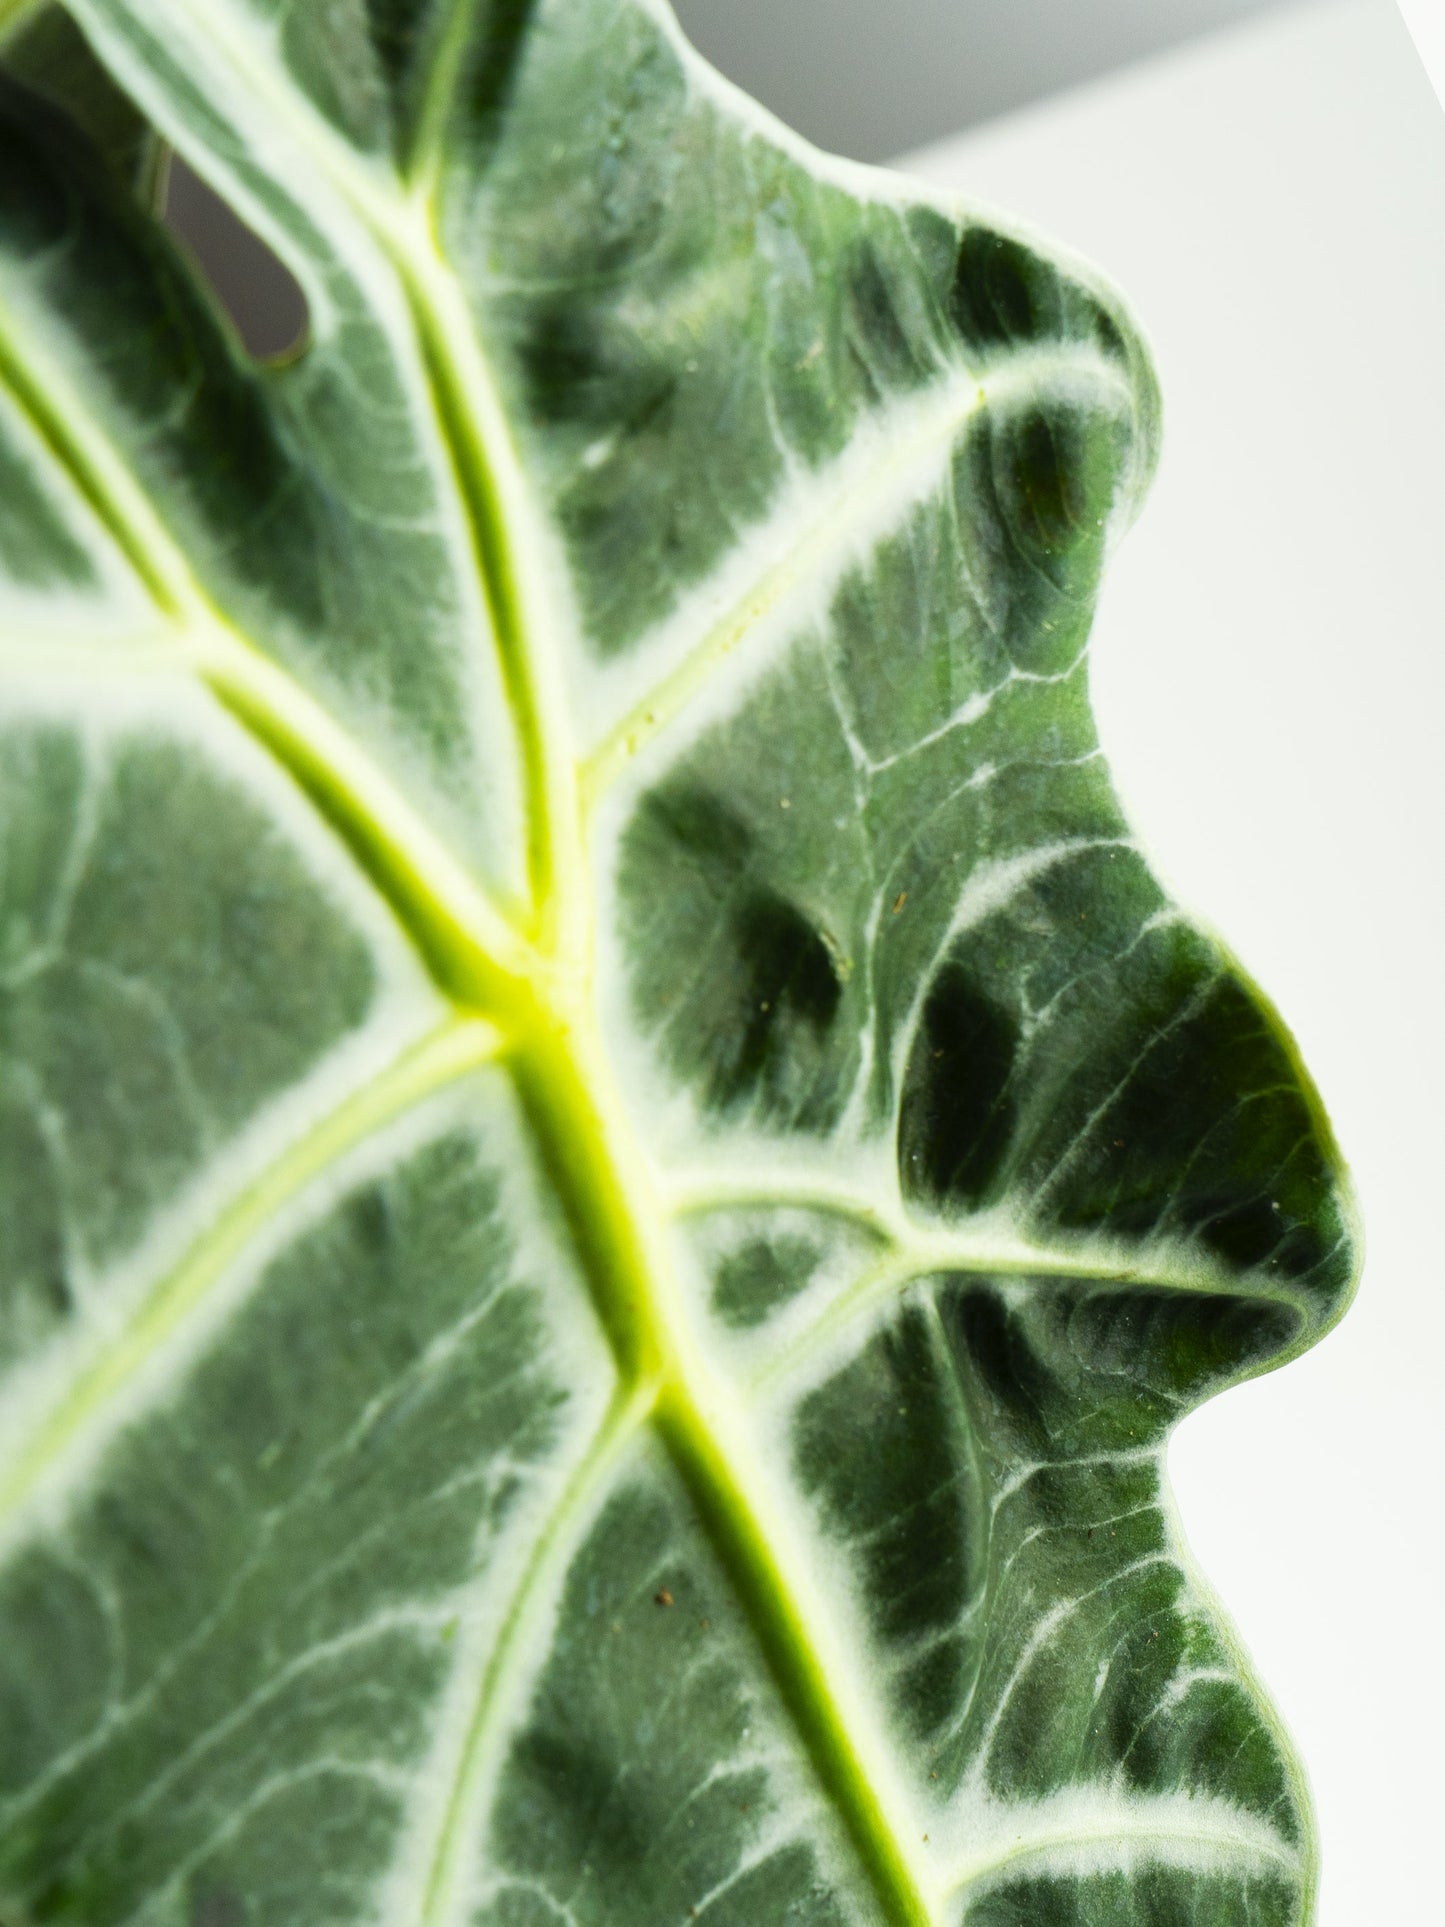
[0,5,1355,1923]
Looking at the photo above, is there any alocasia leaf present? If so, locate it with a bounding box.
[0,3,1357,1923]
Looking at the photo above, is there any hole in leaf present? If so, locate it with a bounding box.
[163,156,308,362]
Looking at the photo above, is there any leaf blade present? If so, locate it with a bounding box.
[0,7,1356,1924]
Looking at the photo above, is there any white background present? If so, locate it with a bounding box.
[1397,0,1445,110]
[904,3,1444,1916]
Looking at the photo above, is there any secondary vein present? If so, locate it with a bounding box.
[939,1807,1300,1905]
[580,347,1135,809]
[413,1383,652,1927]
[395,231,587,961]
[0,1018,502,1562]
[579,369,985,809]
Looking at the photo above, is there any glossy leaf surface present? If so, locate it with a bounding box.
[0,4,1356,1924]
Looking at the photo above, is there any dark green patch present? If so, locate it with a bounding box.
[950,227,1059,349]
[711,1232,824,1330]
[725,890,843,1107]
[454,0,545,161]
[792,1301,986,1757]
[899,961,1020,1212]
[939,1276,1297,1463]
[963,1867,1298,1926]
[844,236,939,395]
[949,223,1132,374]
[620,783,848,1130]
[1033,966,1349,1307]
[517,301,615,423]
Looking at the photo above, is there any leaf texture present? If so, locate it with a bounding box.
[0,4,1356,1925]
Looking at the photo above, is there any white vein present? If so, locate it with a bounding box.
[934,1783,1300,1907]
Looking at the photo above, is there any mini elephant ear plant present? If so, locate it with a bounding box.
[0,2,1357,1923]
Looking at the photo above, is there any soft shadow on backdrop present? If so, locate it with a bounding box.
[165,0,1325,353]
[672,0,1321,157]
